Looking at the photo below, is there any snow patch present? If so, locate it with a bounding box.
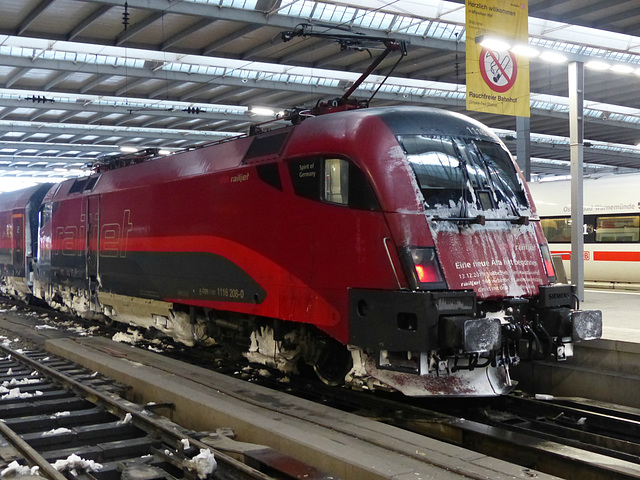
[244,326,299,373]
[3,377,41,387]
[117,413,133,425]
[112,329,146,344]
[52,411,71,418]
[1,460,39,478]
[52,454,103,473]
[42,427,72,437]
[183,449,217,479]
[1,388,43,400]
[35,324,58,330]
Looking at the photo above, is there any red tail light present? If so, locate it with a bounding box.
[415,263,441,283]
[407,247,446,289]
[540,244,556,282]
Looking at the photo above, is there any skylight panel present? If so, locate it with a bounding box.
[353,10,394,30]
[278,0,315,17]
[312,3,357,23]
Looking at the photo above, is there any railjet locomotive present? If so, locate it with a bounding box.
[0,106,602,396]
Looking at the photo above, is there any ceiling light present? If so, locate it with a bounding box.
[120,146,139,153]
[250,107,276,116]
[611,64,635,74]
[476,35,512,51]
[585,60,610,71]
[510,44,539,57]
[539,51,568,64]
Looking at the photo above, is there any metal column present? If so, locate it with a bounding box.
[568,61,584,300]
[516,116,531,181]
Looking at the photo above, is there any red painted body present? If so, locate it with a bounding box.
[35,107,551,344]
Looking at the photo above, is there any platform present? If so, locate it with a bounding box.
[583,289,640,343]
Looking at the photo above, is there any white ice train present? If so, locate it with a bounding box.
[529,173,640,289]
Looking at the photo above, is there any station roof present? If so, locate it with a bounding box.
[1,0,640,190]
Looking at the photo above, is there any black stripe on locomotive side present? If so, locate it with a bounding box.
[50,250,267,305]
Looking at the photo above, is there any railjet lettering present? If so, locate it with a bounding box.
[231,173,249,183]
[220,173,250,184]
[100,210,133,258]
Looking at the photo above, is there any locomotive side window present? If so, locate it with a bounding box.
[84,175,101,191]
[595,215,640,243]
[289,157,379,211]
[325,159,349,205]
[68,177,89,194]
[244,131,290,161]
[541,217,572,243]
[256,163,283,191]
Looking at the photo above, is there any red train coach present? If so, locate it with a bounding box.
[0,183,53,301]
[1,106,602,396]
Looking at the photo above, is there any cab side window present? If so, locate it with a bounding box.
[289,157,379,211]
[324,158,349,205]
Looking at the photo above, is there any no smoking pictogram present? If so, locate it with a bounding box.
[479,48,518,93]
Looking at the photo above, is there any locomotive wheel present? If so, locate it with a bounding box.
[313,341,353,386]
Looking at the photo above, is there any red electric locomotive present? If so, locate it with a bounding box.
[0,106,601,396]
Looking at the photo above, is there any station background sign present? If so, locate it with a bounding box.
[465,1,530,117]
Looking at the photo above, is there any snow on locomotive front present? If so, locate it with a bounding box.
[335,107,602,396]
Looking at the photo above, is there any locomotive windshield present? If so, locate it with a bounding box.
[398,135,528,215]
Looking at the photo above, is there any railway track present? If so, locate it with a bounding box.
[0,339,325,480]
[2,299,640,479]
[280,375,640,480]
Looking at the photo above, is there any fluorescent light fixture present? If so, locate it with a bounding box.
[539,51,568,64]
[120,146,139,153]
[611,64,635,74]
[585,60,610,71]
[510,44,540,57]
[250,107,276,116]
[475,35,512,51]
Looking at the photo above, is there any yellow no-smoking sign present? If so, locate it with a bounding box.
[480,48,518,93]
[466,1,530,117]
